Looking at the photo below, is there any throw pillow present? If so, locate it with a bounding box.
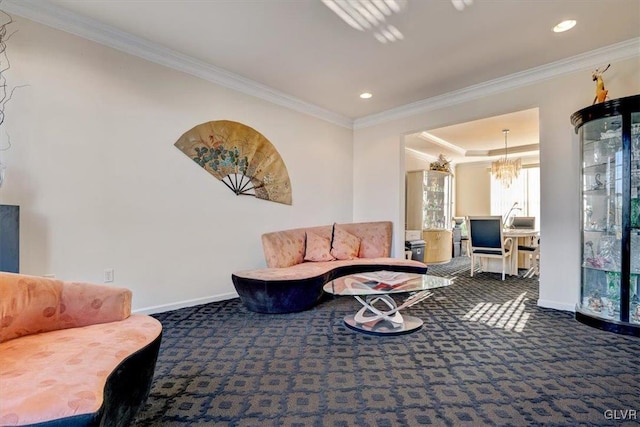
[330,224,361,260]
[304,231,335,262]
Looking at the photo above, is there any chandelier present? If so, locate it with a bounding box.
[491,129,521,188]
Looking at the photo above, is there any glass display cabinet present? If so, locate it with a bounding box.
[406,170,452,230]
[571,94,640,336]
[406,170,453,264]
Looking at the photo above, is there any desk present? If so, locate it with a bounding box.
[482,229,539,276]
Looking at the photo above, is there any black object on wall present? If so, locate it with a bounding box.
[0,204,19,273]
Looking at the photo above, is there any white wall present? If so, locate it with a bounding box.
[0,17,353,312]
[454,162,491,217]
[354,54,640,312]
[405,150,431,172]
[454,156,540,218]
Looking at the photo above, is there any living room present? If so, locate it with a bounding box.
[0,1,637,316]
[1,1,640,425]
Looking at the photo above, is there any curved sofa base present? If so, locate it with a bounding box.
[30,333,163,427]
[232,263,428,314]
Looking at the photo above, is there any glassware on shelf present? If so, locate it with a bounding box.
[630,275,640,324]
[631,232,640,274]
[631,302,640,324]
[582,268,606,314]
[583,236,621,271]
[584,205,594,228]
[632,198,640,229]
[605,271,621,319]
[600,236,621,270]
[594,139,616,164]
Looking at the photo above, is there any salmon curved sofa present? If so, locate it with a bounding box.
[232,221,428,313]
[0,272,162,427]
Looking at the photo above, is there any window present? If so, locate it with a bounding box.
[491,166,540,225]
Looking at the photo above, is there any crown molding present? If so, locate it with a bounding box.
[466,143,540,158]
[404,147,437,163]
[354,37,640,130]
[1,0,354,129]
[418,131,467,155]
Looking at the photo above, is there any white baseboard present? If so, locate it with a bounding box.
[133,291,240,315]
[537,299,576,313]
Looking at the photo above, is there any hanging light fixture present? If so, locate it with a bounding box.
[491,129,521,188]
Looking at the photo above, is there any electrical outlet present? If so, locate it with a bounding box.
[104,268,114,283]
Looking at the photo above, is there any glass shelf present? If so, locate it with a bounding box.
[583,161,615,172]
[583,190,619,195]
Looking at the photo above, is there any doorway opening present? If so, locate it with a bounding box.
[402,107,540,278]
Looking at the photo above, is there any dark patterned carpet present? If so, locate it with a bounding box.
[132,257,640,426]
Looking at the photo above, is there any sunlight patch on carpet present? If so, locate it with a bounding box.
[462,292,530,332]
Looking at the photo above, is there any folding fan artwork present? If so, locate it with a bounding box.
[175,120,292,205]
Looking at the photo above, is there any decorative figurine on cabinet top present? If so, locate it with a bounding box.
[429,154,453,175]
[591,64,610,105]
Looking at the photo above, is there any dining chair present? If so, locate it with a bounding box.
[518,237,540,278]
[458,218,470,257]
[466,216,513,280]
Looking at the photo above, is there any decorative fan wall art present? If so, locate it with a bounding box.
[174,120,292,205]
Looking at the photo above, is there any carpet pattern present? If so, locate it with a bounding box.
[132,258,640,426]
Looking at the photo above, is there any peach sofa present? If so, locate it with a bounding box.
[232,221,428,313]
[0,272,163,427]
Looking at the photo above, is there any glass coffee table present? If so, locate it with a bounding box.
[323,271,451,336]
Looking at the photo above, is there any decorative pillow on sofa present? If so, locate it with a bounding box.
[261,230,305,268]
[330,224,361,260]
[304,231,336,262]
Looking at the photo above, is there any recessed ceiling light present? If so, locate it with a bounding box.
[553,19,576,33]
[360,92,373,99]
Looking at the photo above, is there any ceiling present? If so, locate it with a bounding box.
[7,0,640,161]
[405,107,541,164]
